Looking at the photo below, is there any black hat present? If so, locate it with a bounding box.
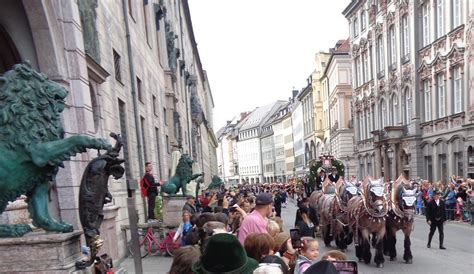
[256,193,273,205]
[304,260,338,274]
[433,189,441,195]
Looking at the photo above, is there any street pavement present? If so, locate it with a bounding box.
[120,199,474,273]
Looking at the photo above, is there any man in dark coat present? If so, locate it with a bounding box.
[426,190,446,249]
[328,167,340,183]
[143,162,161,222]
[315,169,326,191]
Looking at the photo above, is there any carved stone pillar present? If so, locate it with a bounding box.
[374,145,382,178]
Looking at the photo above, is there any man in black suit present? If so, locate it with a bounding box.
[315,169,326,190]
[426,190,446,249]
[328,167,340,183]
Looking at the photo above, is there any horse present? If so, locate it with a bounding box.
[384,175,416,264]
[348,177,388,268]
[333,178,359,250]
[315,178,359,250]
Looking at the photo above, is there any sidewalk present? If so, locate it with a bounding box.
[120,255,173,274]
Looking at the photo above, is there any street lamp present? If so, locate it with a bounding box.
[387,147,394,180]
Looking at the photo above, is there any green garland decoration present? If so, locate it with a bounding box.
[308,158,345,188]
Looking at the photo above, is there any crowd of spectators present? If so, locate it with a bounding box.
[168,183,342,274]
[416,176,474,224]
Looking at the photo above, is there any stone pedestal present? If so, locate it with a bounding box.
[0,196,32,225]
[0,230,84,273]
[162,196,186,227]
[98,205,120,263]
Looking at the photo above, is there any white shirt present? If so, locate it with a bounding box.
[435,199,440,206]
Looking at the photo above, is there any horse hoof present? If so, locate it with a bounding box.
[405,259,413,264]
[390,257,396,261]
[376,263,384,268]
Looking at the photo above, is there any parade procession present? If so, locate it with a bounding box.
[0,0,473,273]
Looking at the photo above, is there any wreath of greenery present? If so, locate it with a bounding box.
[308,158,345,188]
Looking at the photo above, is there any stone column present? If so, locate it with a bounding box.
[374,145,382,178]
[390,143,397,181]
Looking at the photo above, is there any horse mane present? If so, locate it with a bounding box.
[391,175,411,204]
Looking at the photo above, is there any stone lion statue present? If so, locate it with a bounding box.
[161,154,203,196]
[0,63,111,237]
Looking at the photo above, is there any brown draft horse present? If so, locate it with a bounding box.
[348,177,388,268]
[384,175,416,264]
[317,178,358,250]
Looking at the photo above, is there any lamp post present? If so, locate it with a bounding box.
[387,146,394,181]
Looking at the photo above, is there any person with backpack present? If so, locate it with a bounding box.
[142,162,161,223]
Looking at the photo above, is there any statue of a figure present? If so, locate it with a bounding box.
[208,175,224,190]
[161,154,203,196]
[0,63,112,237]
[76,133,125,269]
[165,22,180,72]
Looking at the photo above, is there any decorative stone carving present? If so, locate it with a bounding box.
[418,62,432,79]
[402,63,412,84]
[360,38,368,51]
[78,0,100,62]
[352,44,360,57]
[448,46,465,67]
[378,79,386,96]
[381,0,388,14]
[433,56,447,73]
[369,4,376,25]
[397,0,409,16]
[386,11,395,26]
[165,22,180,72]
[367,30,373,47]
[389,70,398,90]
[433,36,447,53]
[418,45,431,61]
[449,25,465,48]
[374,23,383,36]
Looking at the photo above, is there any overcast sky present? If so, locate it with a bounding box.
[188,0,351,131]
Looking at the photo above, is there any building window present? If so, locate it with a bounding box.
[436,0,445,38]
[376,35,384,74]
[422,4,430,46]
[140,116,147,161]
[452,0,463,28]
[363,52,369,83]
[353,17,359,37]
[166,135,170,154]
[404,88,412,125]
[356,57,362,86]
[369,46,374,80]
[142,0,149,44]
[137,77,143,102]
[424,155,433,182]
[437,74,446,118]
[152,95,158,116]
[424,80,432,121]
[401,15,410,60]
[113,50,122,82]
[380,99,387,128]
[388,25,396,68]
[392,94,399,125]
[163,107,167,125]
[453,66,462,114]
[361,10,367,31]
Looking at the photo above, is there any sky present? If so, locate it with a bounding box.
[188,0,351,131]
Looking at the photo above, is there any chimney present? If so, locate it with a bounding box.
[292,89,298,98]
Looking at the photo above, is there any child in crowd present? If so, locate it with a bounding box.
[294,237,319,274]
[173,210,192,246]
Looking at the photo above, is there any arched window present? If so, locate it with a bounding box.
[388,25,396,67]
[392,94,399,125]
[404,88,412,124]
[380,99,387,129]
[353,17,359,37]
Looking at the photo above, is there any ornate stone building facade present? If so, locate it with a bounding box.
[312,52,332,158]
[0,0,217,261]
[344,0,474,181]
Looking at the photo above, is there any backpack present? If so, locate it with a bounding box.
[140,176,150,198]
